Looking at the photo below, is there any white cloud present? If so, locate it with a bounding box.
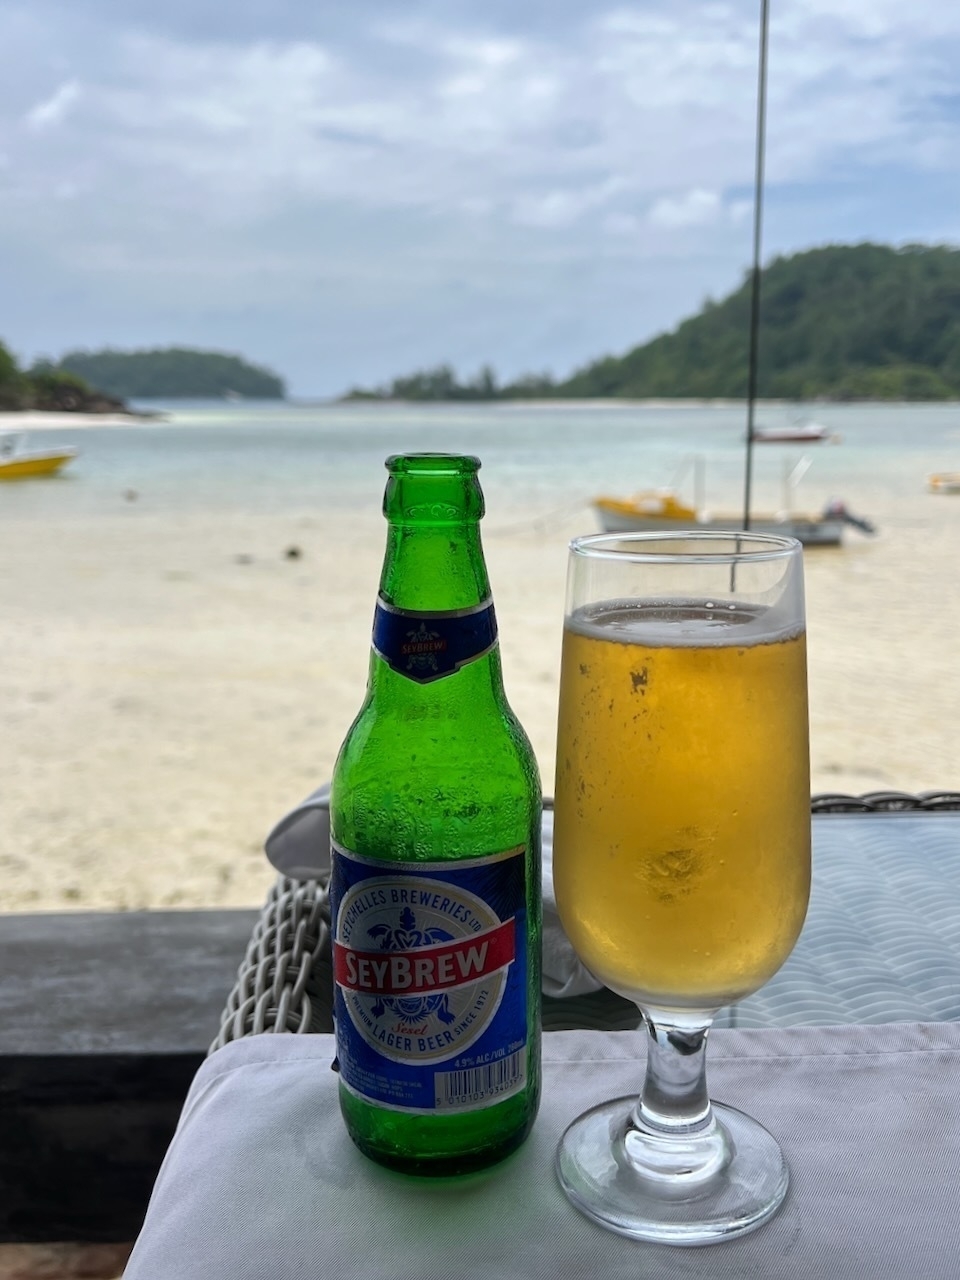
[511,177,627,229]
[648,189,722,229]
[6,4,960,229]
[603,211,643,236]
[24,79,81,130]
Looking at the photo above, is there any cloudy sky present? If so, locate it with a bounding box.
[2,0,960,396]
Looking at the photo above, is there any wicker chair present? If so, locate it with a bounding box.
[211,791,960,1052]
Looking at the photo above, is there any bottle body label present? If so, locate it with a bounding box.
[331,842,530,1114]
[372,596,497,683]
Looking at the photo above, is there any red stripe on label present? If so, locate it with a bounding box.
[334,919,515,996]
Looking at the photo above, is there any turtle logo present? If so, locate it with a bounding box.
[368,906,457,1029]
[402,622,445,675]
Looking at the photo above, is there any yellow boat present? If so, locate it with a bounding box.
[593,456,875,548]
[592,490,855,547]
[594,490,698,524]
[0,433,77,480]
[929,472,960,495]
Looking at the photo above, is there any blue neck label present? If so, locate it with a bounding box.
[373,597,497,683]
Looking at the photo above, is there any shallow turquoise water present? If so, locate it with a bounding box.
[3,400,958,527]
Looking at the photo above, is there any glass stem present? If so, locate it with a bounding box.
[634,1008,717,1137]
[621,1008,730,1187]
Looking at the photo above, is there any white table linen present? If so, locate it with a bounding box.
[124,1021,960,1279]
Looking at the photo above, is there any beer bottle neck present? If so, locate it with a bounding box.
[379,522,490,613]
[378,453,490,613]
[370,454,502,694]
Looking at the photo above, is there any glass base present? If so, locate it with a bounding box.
[556,1095,788,1246]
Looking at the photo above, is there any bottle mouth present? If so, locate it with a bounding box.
[383,454,484,523]
[385,454,481,477]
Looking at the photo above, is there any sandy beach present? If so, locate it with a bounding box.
[2,410,959,915]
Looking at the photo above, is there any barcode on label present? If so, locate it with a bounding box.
[433,1049,526,1109]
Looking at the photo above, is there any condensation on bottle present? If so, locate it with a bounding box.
[329,453,542,1175]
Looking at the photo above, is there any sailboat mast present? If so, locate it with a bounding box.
[742,0,770,532]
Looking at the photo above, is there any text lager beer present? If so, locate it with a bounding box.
[330,454,542,1175]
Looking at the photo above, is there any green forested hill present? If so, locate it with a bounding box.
[559,243,960,400]
[1,344,285,408]
[49,347,286,400]
[345,243,960,402]
[0,340,127,412]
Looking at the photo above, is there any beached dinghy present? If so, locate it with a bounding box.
[928,472,960,495]
[0,433,77,480]
[592,456,875,548]
[751,421,838,444]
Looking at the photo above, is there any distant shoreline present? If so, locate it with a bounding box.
[334,397,758,410]
[0,409,165,431]
[334,395,960,409]
[3,398,956,431]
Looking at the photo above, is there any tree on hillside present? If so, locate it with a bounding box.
[346,363,503,402]
[0,341,26,409]
[0,341,128,411]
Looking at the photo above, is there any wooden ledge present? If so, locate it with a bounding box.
[0,909,257,1244]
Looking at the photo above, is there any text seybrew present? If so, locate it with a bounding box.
[334,919,515,996]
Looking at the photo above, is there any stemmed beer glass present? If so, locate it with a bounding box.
[553,532,811,1244]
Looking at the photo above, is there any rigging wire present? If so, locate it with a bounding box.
[742,0,771,532]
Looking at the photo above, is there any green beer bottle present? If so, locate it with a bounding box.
[330,453,542,1176]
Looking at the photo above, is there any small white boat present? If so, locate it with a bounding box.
[0,432,78,480]
[928,472,960,495]
[751,421,837,444]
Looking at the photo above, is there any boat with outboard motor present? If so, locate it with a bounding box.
[0,432,77,480]
[592,456,874,548]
